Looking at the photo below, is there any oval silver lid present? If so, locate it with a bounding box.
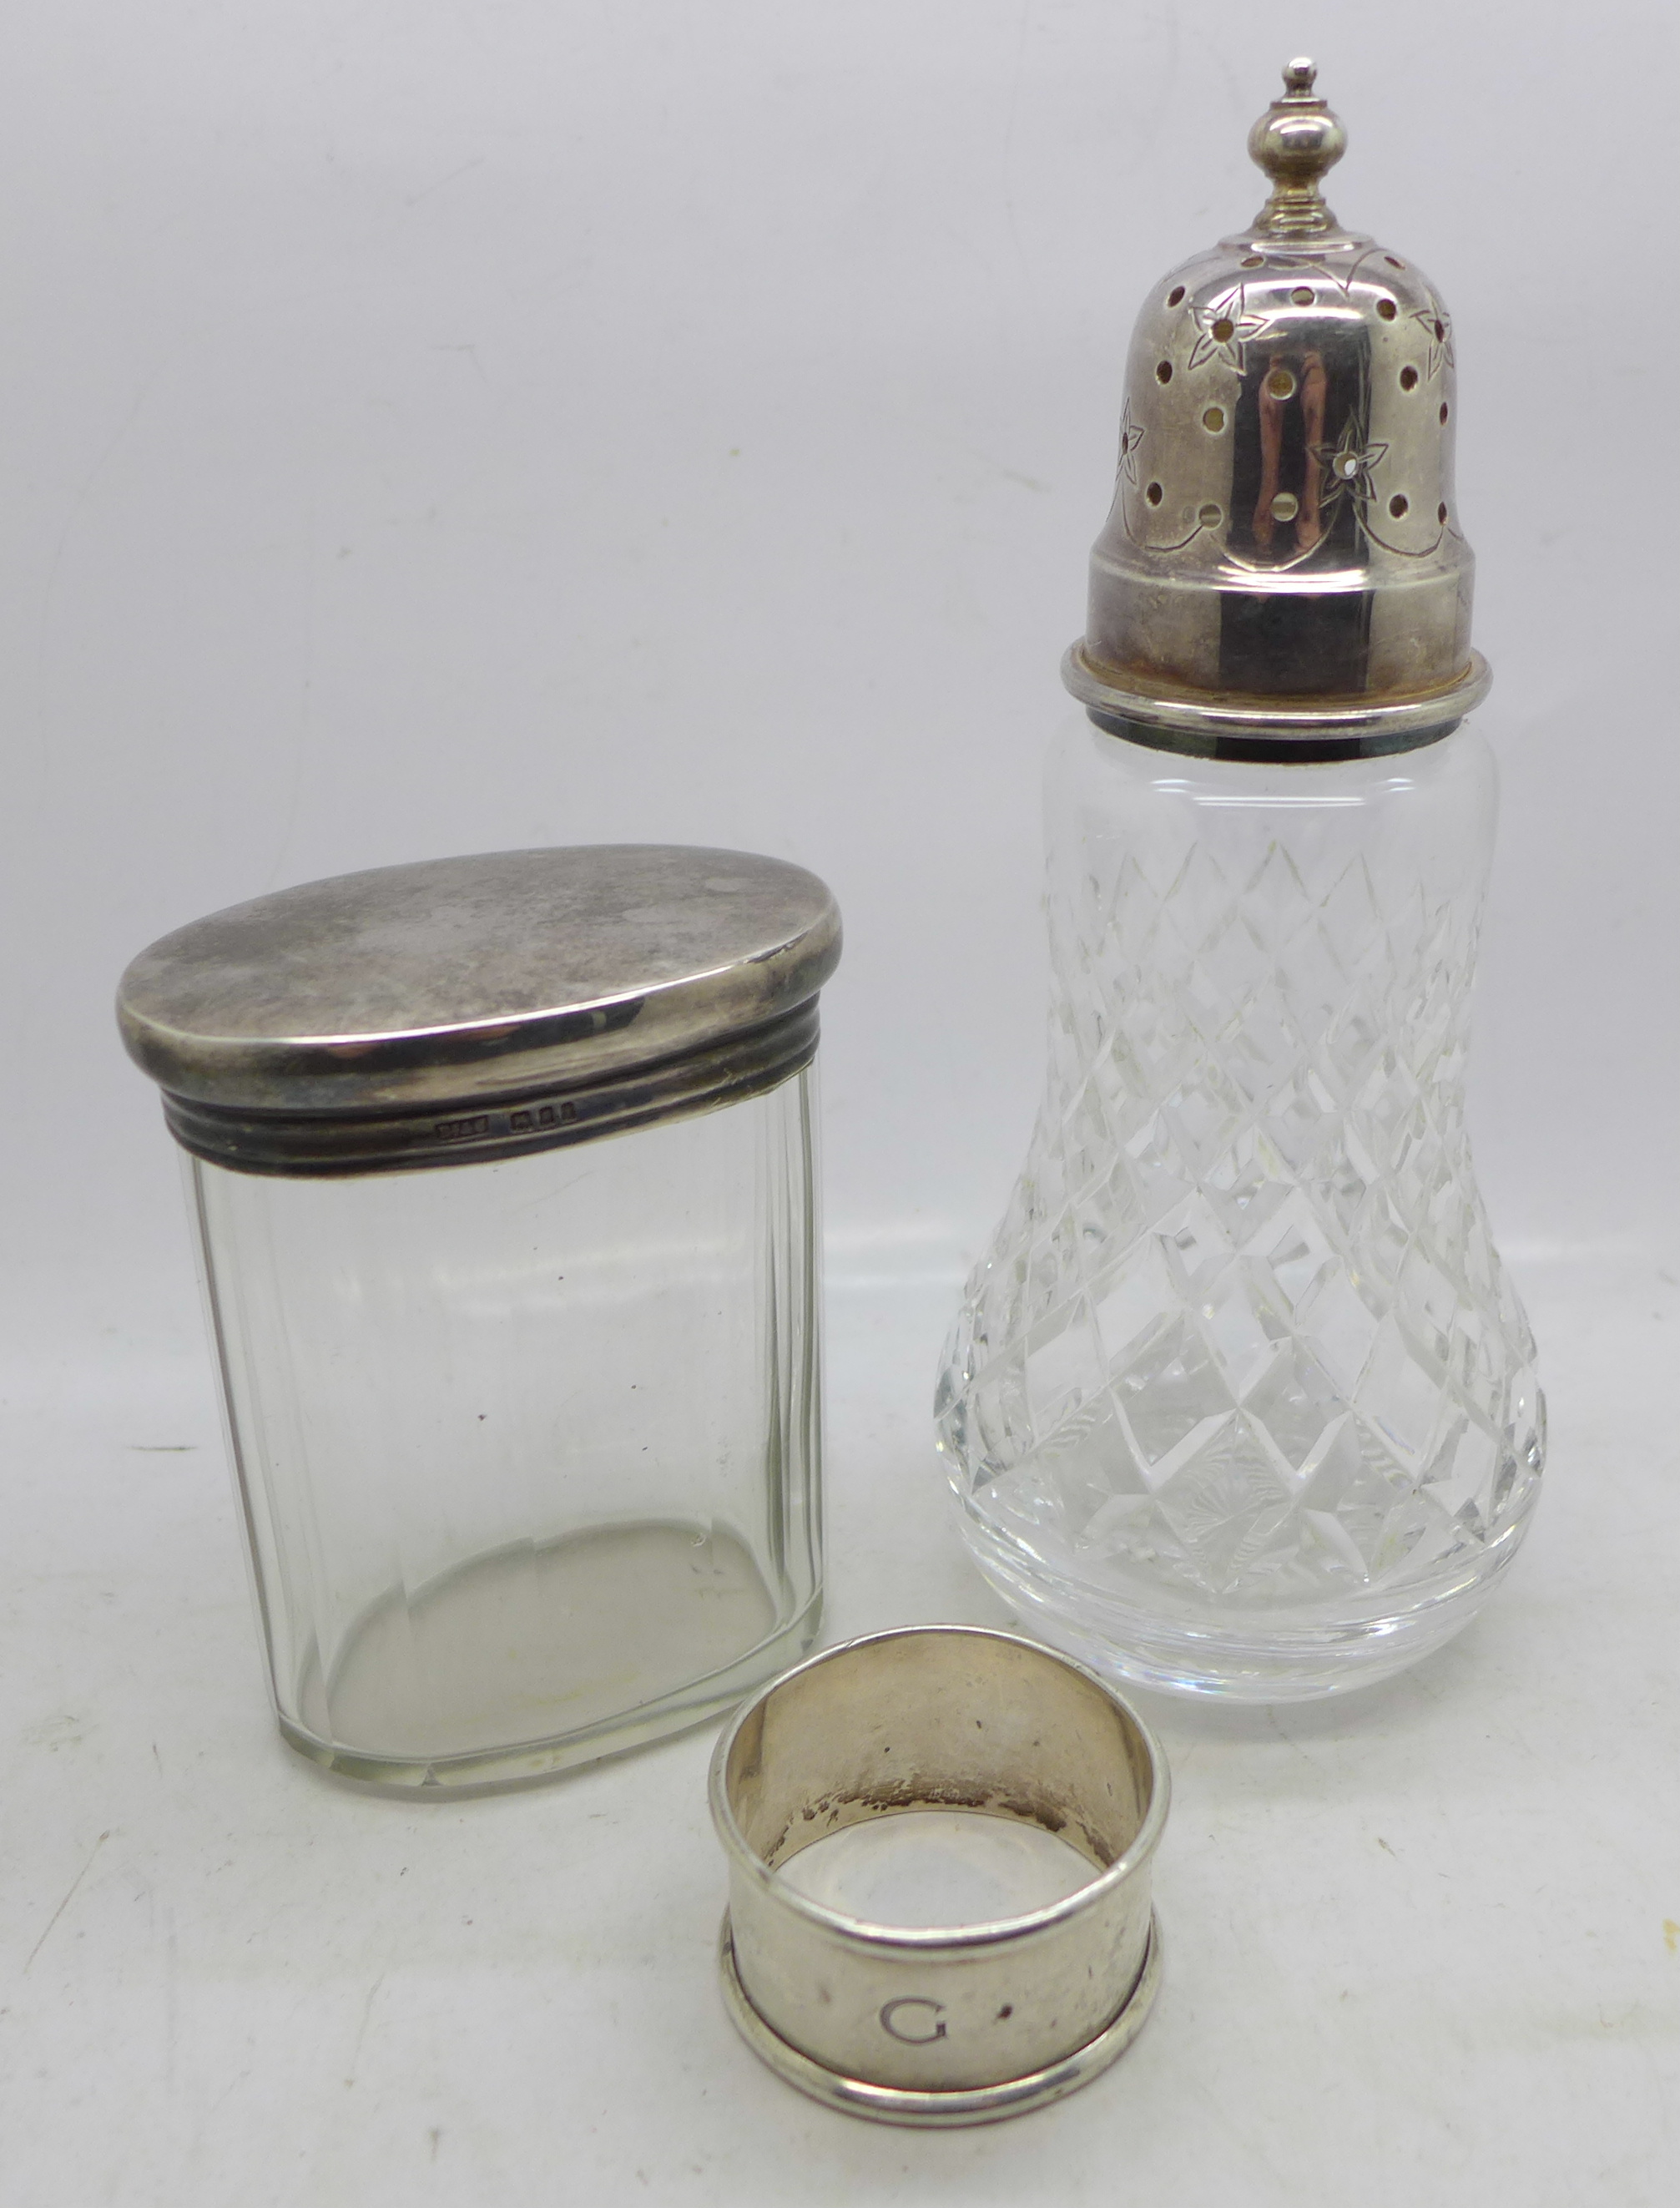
[118,846,841,1175]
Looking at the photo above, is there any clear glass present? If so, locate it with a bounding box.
[936,720,1543,1700]
[192,1068,822,1789]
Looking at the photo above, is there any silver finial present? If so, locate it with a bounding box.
[1247,58,1348,239]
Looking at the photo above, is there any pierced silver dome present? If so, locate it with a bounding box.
[1065,60,1487,755]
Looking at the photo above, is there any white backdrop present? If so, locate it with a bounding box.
[5,0,1677,1338]
[4,6,1678,2203]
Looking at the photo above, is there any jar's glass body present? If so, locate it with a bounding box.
[193,1068,822,1789]
[936,718,1543,1700]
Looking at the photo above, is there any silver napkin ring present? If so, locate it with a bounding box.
[709,1625,1169,2126]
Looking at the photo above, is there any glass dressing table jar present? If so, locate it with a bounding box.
[119,844,840,1790]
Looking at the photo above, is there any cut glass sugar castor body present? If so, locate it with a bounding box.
[935,63,1543,1700]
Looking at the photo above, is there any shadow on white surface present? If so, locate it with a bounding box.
[3,1246,1676,2205]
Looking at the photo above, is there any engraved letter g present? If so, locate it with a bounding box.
[879,1998,947,2044]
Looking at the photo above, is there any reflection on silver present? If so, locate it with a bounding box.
[118,844,841,1172]
[1074,60,1486,752]
[709,1626,1169,2126]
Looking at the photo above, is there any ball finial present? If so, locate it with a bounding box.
[1248,58,1347,236]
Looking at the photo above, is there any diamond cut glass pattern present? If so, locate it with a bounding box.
[936,724,1543,1697]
